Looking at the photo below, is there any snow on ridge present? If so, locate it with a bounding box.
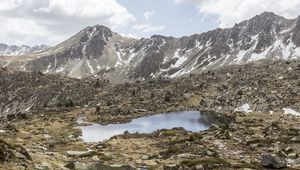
[115,51,124,67]
[126,49,137,65]
[0,46,30,56]
[43,63,52,74]
[232,34,300,65]
[172,50,187,68]
[55,67,64,73]
[158,39,166,49]
[87,59,95,74]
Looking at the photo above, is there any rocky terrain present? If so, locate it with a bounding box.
[1,12,300,82]
[0,44,49,56]
[0,59,299,169]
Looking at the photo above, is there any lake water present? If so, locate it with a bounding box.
[79,111,215,142]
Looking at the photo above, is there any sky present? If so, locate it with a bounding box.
[1,0,300,46]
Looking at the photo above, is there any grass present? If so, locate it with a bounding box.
[159,130,177,136]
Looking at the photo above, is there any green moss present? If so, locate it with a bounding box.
[181,157,229,167]
[246,136,293,146]
[165,145,181,155]
[160,130,177,136]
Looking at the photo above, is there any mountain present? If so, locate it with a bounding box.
[1,12,300,82]
[0,43,49,56]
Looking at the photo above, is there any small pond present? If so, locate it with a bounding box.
[79,111,215,142]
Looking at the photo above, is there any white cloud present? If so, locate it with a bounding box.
[144,11,155,20]
[175,0,300,28]
[0,0,135,45]
[133,23,165,33]
[120,33,139,39]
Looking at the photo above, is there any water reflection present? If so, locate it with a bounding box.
[79,111,215,142]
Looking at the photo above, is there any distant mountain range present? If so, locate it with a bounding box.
[0,44,49,56]
[1,12,300,82]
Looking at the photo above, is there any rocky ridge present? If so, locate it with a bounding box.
[1,59,299,120]
[0,43,49,56]
[1,12,300,82]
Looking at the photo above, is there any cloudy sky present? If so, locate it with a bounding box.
[1,0,300,46]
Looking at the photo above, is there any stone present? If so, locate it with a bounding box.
[65,162,134,170]
[174,153,199,159]
[65,162,89,170]
[291,158,300,166]
[91,156,100,161]
[195,164,204,170]
[66,150,96,158]
[16,166,26,170]
[163,164,178,170]
[205,150,214,157]
[285,147,293,153]
[288,153,298,159]
[141,155,150,160]
[15,152,26,160]
[261,153,287,169]
[19,162,29,169]
[36,162,52,170]
[134,109,148,112]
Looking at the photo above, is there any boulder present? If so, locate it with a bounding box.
[261,153,287,169]
[141,155,150,160]
[65,162,134,170]
[66,150,96,158]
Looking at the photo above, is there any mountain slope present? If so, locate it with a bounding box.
[1,12,300,82]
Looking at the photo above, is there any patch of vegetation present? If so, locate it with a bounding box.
[181,157,229,167]
[160,130,177,136]
[162,145,182,158]
[246,136,293,146]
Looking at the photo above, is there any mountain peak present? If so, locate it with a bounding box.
[82,25,113,35]
[252,11,287,21]
[258,11,277,18]
[78,25,114,44]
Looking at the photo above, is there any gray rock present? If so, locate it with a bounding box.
[65,150,96,158]
[134,109,149,112]
[163,164,178,170]
[288,153,298,159]
[174,153,199,159]
[15,152,27,160]
[261,153,287,169]
[141,155,150,160]
[195,164,204,170]
[65,162,134,170]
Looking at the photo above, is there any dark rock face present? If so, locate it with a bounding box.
[261,153,287,169]
[0,139,31,163]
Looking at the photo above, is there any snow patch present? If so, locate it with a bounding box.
[158,39,166,49]
[56,67,64,73]
[86,60,95,74]
[126,49,137,65]
[25,103,34,112]
[169,49,187,68]
[43,63,52,74]
[234,103,252,113]
[283,108,300,116]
